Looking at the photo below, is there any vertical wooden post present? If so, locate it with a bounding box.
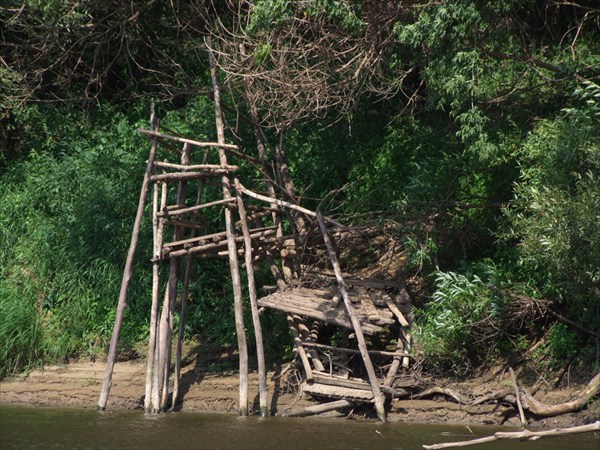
[98,108,159,411]
[152,182,168,411]
[208,39,249,416]
[158,144,190,411]
[235,179,268,416]
[145,182,161,412]
[316,209,386,422]
[173,149,210,408]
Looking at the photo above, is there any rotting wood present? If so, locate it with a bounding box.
[316,209,386,422]
[287,313,314,382]
[208,39,249,416]
[422,421,600,450]
[98,108,160,412]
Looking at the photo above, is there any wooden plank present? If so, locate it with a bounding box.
[383,293,410,327]
[312,372,372,391]
[257,293,384,335]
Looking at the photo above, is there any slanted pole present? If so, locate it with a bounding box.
[208,39,249,416]
[235,179,268,416]
[316,209,386,422]
[98,109,159,411]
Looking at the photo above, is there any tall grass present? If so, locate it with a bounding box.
[0,278,42,377]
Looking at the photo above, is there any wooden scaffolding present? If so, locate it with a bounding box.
[97,57,412,422]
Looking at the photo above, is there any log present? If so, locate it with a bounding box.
[316,209,386,422]
[98,109,159,411]
[139,128,238,149]
[281,399,352,417]
[422,421,600,450]
[208,40,248,416]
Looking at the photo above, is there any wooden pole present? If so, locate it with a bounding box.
[172,148,209,408]
[235,179,268,416]
[151,182,168,411]
[208,38,249,416]
[316,209,386,422]
[144,182,161,412]
[98,108,159,411]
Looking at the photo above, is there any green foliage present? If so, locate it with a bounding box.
[504,105,600,332]
[414,268,503,374]
[549,323,581,366]
[0,104,153,373]
[0,277,42,378]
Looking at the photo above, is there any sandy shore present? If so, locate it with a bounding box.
[1,358,597,429]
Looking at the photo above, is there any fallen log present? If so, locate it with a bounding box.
[281,399,353,417]
[423,421,600,450]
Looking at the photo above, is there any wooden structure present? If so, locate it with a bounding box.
[97,55,412,421]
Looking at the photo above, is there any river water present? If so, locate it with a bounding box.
[1,405,598,450]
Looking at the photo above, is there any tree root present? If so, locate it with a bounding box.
[395,371,600,419]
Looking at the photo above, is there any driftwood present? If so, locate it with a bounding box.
[422,421,600,450]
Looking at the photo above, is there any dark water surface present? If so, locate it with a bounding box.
[1,405,598,450]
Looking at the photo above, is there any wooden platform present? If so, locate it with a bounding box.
[257,287,400,335]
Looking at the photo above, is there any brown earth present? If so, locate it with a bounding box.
[2,352,598,429]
